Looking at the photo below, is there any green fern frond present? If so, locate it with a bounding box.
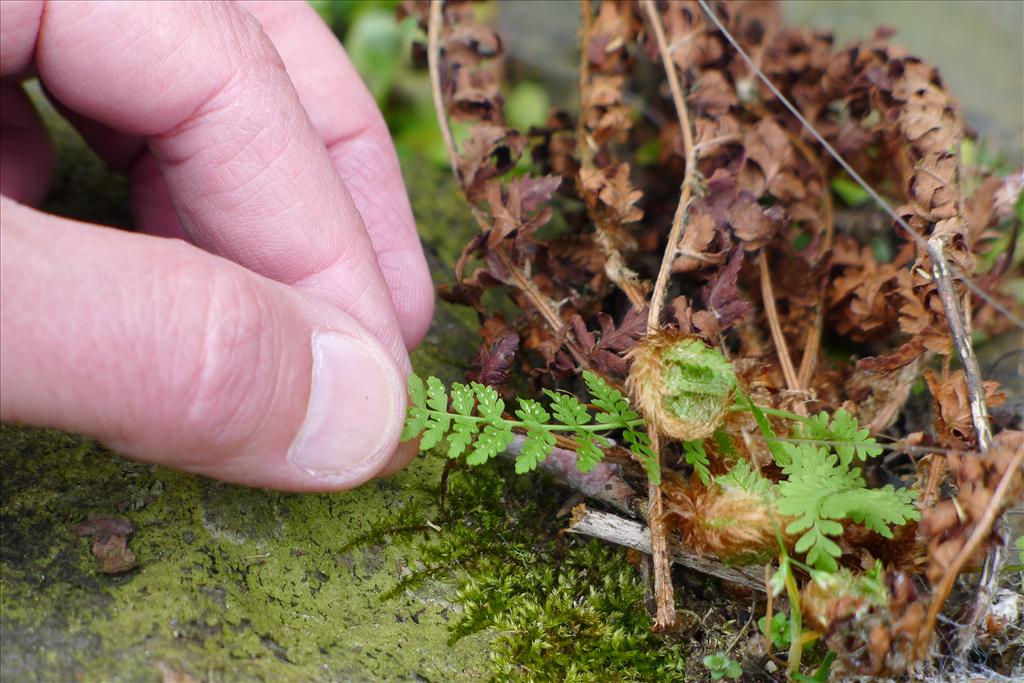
[683,440,711,485]
[794,408,883,466]
[405,373,915,570]
[716,459,774,500]
[775,443,918,570]
[401,373,655,482]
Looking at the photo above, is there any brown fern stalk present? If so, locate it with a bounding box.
[639,0,702,631]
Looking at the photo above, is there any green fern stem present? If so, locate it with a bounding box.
[413,407,646,433]
[727,403,822,431]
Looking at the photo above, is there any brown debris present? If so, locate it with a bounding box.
[74,514,136,574]
[467,330,520,387]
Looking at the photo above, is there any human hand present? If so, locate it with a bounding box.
[0,1,434,491]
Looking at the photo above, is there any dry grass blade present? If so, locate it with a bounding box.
[759,256,799,391]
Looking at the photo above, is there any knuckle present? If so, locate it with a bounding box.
[160,259,274,445]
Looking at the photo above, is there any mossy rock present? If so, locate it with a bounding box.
[1,92,488,683]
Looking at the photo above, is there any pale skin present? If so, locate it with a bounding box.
[0,1,435,491]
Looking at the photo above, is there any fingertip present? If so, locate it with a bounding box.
[386,253,436,349]
[285,330,408,488]
[378,439,422,478]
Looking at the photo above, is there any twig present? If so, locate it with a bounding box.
[927,237,992,453]
[915,447,1024,659]
[503,435,637,516]
[759,256,799,391]
[927,234,1001,653]
[567,505,767,594]
[725,610,755,656]
[641,0,703,631]
[576,0,649,310]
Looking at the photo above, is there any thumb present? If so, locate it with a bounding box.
[0,198,414,491]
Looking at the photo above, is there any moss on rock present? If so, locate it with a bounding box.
[1,424,496,682]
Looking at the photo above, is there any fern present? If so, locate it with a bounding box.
[792,408,883,467]
[683,440,711,485]
[402,371,659,484]
[715,458,774,500]
[726,401,918,571]
[406,374,918,572]
[774,442,918,571]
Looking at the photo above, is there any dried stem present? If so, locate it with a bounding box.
[915,447,1024,658]
[568,505,767,594]
[926,234,1000,653]
[759,256,799,391]
[643,0,697,333]
[643,462,675,630]
[927,237,992,451]
[428,1,459,187]
[427,0,589,368]
[639,0,704,631]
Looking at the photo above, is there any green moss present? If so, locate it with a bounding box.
[369,462,749,682]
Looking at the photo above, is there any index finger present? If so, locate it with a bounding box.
[240,0,435,349]
[7,0,409,367]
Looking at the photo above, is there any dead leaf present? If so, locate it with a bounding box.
[702,249,751,329]
[468,331,520,387]
[74,515,136,574]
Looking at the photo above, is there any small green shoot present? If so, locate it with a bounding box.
[792,651,837,683]
[702,652,743,680]
[759,611,791,650]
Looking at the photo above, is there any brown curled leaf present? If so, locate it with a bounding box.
[468,331,521,387]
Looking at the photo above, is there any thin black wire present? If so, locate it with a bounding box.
[696,0,1024,330]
